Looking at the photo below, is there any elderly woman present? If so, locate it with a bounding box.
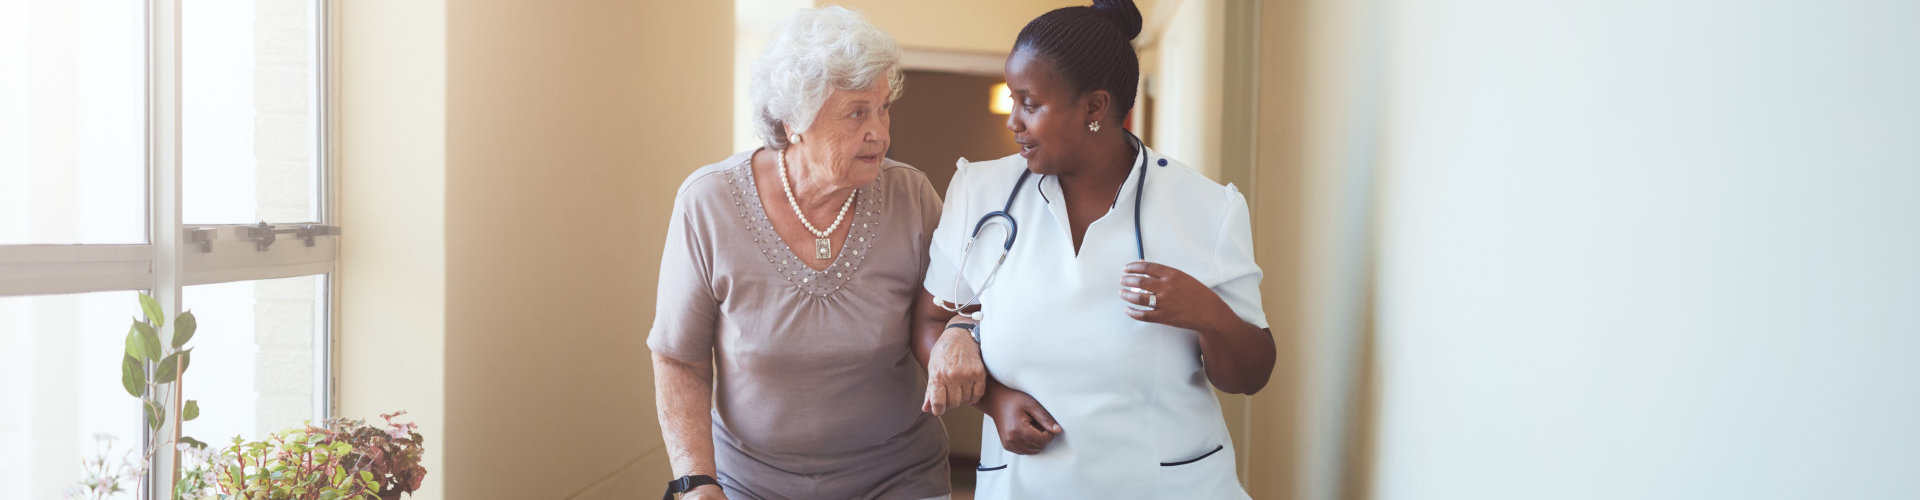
[648,6,951,500]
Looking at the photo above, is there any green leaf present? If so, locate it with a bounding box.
[138,292,164,329]
[121,354,145,397]
[124,323,150,361]
[183,400,200,421]
[155,350,186,384]
[133,320,162,361]
[172,310,197,349]
[180,435,208,449]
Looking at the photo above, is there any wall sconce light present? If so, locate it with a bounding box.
[990,82,1013,115]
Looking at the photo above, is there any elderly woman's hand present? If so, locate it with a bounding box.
[922,323,986,416]
[982,385,1062,455]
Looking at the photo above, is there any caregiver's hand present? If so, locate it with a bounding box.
[1119,260,1278,395]
[923,320,986,416]
[981,384,1062,455]
[1119,261,1233,332]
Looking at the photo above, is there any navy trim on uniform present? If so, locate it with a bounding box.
[1158,445,1224,467]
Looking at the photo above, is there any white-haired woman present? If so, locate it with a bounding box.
[648,6,954,500]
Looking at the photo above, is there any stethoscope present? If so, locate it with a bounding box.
[939,131,1151,320]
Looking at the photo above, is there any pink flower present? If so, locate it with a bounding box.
[386,421,417,439]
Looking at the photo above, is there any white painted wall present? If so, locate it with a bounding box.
[337,1,447,498]
[1374,1,1920,499]
[1145,0,1222,179]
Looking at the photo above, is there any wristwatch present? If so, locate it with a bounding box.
[946,322,979,344]
[662,474,720,500]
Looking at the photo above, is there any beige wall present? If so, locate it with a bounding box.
[340,1,732,498]
[441,0,732,498]
[1240,0,1383,498]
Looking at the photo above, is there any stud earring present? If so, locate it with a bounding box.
[1088,121,1101,132]
[788,133,802,144]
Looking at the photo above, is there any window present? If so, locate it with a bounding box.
[0,1,335,498]
[0,0,146,246]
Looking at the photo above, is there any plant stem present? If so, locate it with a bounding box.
[170,354,185,495]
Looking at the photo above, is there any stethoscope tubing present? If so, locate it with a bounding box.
[946,132,1151,316]
[971,131,1148,257]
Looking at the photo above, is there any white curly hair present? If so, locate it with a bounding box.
[750,6,905,150]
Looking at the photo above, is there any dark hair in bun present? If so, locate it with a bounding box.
[1014,0,1144,122]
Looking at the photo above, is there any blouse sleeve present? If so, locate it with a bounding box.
[1210,184,1270,329]
[646,192,720,363]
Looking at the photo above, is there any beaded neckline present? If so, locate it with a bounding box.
[723,157,882,297]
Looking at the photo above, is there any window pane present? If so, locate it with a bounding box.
[0,290,144,499]
[0,0,147,245]
[183,0,320,224]
[180,274,326,447]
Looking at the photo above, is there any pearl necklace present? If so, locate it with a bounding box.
[777,149,857,260]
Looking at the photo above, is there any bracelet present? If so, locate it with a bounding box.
[946,322,979,344]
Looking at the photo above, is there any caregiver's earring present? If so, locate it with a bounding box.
[1087,121,1101,132]
[789,133,803,144]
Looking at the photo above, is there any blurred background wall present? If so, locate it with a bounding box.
[1370,1,1920,499]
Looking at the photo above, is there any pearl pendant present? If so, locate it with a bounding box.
[815,238,831,260]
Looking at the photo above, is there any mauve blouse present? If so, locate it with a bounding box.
[648,149,949,500]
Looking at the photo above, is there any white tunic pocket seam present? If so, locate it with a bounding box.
[1158,444,1224,467]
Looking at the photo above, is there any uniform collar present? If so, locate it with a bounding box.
[1035,145,1150,212]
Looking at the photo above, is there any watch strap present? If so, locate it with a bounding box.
[663,474,720,500]
[946,322,980,344]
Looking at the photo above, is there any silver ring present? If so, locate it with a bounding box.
[1147,293,1157,308]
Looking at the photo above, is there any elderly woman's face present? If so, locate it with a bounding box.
[793,82,892,187]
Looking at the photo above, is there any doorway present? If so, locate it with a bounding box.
[887,70,1019,196]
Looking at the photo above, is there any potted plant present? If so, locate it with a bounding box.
[317,412,428,499]
[205,412,427,500]
[70,294,427,500]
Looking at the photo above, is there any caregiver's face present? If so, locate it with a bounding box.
[797,81,892,188]
[1004,47,1088,176]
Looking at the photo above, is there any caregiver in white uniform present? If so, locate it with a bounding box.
[908,0,1277,498]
